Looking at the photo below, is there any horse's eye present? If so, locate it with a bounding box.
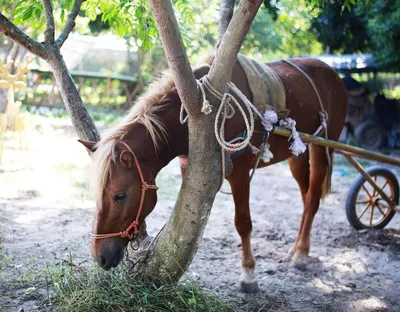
[113,193,126,202]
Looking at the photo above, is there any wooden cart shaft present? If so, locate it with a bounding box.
[273,126,400,167]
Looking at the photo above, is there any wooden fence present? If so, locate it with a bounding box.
[15,68,141,112]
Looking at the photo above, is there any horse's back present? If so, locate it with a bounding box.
[267,57,348,140]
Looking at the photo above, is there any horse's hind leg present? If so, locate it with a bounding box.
[285,150,310,261]
[228,166,259,293]
[290,144,331,270]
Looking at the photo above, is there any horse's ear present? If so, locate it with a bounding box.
[78,139,97,153]
[120,151,134,169]
[193,64,211,80]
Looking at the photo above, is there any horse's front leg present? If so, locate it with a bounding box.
[228,166,258,294]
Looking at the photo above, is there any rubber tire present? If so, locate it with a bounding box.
[345,166,399,230]
[354,120,386,149]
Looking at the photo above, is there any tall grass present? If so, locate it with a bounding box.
[44,259,232,312]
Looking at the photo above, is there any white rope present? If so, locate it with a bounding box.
[180,76,270,154]
[279,118,307,156]
[178,73,311,188]
[179,76,270,188]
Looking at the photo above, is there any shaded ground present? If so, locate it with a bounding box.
[1,115,400,311]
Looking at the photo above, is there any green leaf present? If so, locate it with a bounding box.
[135,5,145,19]
[142,35,150,51]
[22,6,34,21]
[33,7,42,20]
[14,5,29,16]
[60,9,65,22]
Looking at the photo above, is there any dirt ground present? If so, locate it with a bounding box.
[1,115,400,312]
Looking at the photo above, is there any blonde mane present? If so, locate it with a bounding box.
[91,71,176,205]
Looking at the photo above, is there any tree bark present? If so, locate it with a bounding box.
[149,1,199,117]
[139,0,262,282]
[0,13,51,60]
[217,0,236,45]
[48,51,100,141]
[41,0,56,43]
[56,0,86,48]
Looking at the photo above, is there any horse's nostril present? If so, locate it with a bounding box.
[98,255,107,267]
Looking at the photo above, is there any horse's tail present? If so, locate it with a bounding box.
[321,150,333,201]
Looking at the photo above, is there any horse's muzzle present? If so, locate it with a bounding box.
[92,237,125,270]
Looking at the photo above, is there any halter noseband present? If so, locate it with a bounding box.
[91,141,158,240]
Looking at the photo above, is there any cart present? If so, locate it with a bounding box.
[273,126,400,230]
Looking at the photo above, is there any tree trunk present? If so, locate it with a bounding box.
[218,0,236,45]
[138,0,263,282]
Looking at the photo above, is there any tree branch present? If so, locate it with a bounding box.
[56,0,86,47]
[0,13,50,60]
[209,0,263,92]
[149,0,199,117]
[48,52,101,142]
[41,0,55,43]
[217,0,235,45]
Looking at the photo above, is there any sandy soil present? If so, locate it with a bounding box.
[1,116,400,312]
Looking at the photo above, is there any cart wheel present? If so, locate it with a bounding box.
[354,120,385,149]
[345,166,399,230]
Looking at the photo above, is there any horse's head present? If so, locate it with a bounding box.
[78,61,212,270]
[80,136,159,270]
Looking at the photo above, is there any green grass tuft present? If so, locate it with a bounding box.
[44,260,231,312]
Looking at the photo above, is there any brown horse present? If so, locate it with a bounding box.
[79,56,348,293]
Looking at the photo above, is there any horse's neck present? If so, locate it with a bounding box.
[156,91,189,167]
[126,90,188,176]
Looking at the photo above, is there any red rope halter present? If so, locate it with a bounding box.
[91,141,158,240]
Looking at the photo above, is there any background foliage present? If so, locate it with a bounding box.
[4,0,397,74]
[1,0,399,106]
[310,0,400,71]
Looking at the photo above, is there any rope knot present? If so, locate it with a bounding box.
[120,231,134,239]
[261,143,273,163]
[279,117,306,156]
[249,144,261,155]
[319,110,328,122]
[201,99,213,114]
[319,110,328,130]
[262,110,278,131]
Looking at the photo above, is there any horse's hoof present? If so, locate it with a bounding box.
[239,281,260,294]
[278,251,295,263]
[292,261,307,271]
[291,253,308,271]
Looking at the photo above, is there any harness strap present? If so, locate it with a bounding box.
[280,59,331,166]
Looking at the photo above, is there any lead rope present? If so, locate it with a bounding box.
[180,76,276,188]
